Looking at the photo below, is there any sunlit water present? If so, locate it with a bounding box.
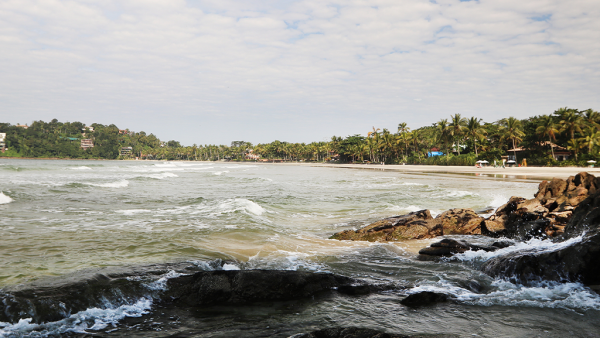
[1,159,599,337]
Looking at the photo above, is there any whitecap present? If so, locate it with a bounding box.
[222,263,241,270]
[0,192,13,204]
[69,166,92,170]
[453,235,585,263]
[213,171,229,176]
[216,198,266,216]
[445,190,479,198]
[143,172,178,179]
[86,180,129,188]
[408,278,600,311]
[0,298,152,336]
[116,209,152,216]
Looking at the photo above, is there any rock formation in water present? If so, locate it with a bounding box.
[164,270,392,306]
[330,208,483,241]
[481,180,600,286]
[289,327,411,338]
[331,172,599,243]
[400,291,449,307]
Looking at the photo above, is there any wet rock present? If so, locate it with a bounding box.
[481,231,600,285]
[164,270,384,306]
[330,208,483,242]
[400,291,448,307]
[418,238,499,257]
[289,327,411,338]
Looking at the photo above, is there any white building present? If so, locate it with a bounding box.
[0,133,6,151]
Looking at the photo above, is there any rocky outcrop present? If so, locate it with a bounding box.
[481,172,599,239]
[481,231,600,285]
[164,270,387,306]
[290,327,411,338]
[330,209,483,242]
[481,177,600,285]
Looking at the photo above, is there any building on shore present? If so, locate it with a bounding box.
[0,133,6,152]
[16,124,28,129]
[81,139,94,149]
[120,147,133,156]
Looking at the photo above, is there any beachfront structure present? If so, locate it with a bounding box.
[0,133,6,152]
[16,124,28,129]
[508,142,572,161]
[81,139,94,149]
[120,147,133,156]
[427,147,444,157]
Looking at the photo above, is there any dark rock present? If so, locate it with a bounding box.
[491,240,515,248]
[400,291,448,307]
[481,231,600,285]
[289,327,411,338]
[164,270,383,306]
[419,238,499,257]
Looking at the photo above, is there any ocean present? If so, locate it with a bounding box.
[1,159,599,337]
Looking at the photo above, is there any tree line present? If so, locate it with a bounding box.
[1,107,599,166]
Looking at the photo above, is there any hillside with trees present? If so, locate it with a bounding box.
[1,107,599,166]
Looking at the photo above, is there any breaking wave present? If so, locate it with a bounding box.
[86,180,130,188]
[0,192,13,205]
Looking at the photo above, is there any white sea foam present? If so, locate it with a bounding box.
[116,209,152,216]
[0,192,13,204]
[69,166,92,170]
[87,180,129,188]
[143,270,186,291]
[0,298,152,337]
[222,263,241,270]
[218,198,266,215]
[453,235,585,263]
[143,172,178,179]
[445,190,479,198]
[409,278,600,311]
[213,171,229,176]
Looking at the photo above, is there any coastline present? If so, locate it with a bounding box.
[3,156,598,180]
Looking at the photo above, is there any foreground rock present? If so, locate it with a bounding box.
[482,172,599,239]
[481,184,600,285]
[330,208,483,241]
[290,327,411,338]
[164,270,389,306]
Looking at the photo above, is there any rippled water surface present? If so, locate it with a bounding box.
[1,159,599,337]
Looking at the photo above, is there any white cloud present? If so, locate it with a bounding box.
[0,0,599,145]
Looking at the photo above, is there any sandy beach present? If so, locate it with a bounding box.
[297,163,600,181]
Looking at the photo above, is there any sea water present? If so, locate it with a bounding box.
[0,159,599,337]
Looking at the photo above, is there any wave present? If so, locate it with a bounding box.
[213,171,229,176]
[116,209,152,216]
[86,180,129,188]
[408,278,600,311]
[69,166,92,170]
[217,198,265,216]
[452,235,585,263]
[142,172,178,180]
[0,192,13,205]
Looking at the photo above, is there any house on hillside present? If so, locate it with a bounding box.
[81,139,94,149]
[0,133,6,152]
[16,124,28,129]
[120,147,133,156]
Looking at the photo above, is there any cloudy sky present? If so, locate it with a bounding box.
[1,0,599,145]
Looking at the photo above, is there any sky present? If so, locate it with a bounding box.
[1,0,599,146]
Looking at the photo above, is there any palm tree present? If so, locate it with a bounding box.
[535,115,560,159]
[465,117,485,156]
[499,117,525,162]
[449,114,467,155]
[436,119,451,156]
[582,109,600,130]
[397,122,410,158]
[567,138,582,160]
[579,127,600,155]
[555,107,584,148]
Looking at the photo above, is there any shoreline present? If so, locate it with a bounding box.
[3,156,598,180]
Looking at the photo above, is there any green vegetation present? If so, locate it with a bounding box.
[1,107,599,166]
